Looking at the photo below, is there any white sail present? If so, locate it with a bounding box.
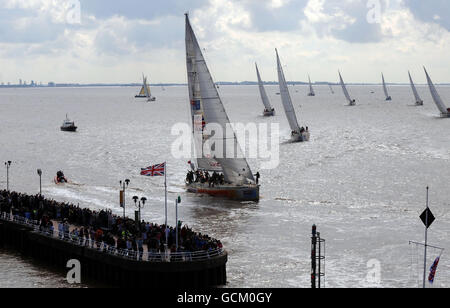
[276,49,301,133]
[339,71,354,104]
[308,75,315,96]
[256,63,273,110]
[143,76,151,98]
[328,83,335,94]
[185,14,255,184]
[408,71,423,104]
[382,73,391,99]
[424,67,449,114]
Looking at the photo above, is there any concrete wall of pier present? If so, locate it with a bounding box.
[0,220,227,288]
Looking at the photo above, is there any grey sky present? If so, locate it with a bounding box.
[0,0,449,84]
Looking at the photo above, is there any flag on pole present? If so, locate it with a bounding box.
[428,256,440,284]
[140,163,166,177]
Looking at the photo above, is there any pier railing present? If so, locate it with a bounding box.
[0,212,225,262]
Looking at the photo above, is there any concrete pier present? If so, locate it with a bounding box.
[0,218,227,288]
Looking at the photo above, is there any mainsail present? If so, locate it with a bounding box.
[276,49,301,133]
[424,67,449,114]
[339,71,353,104]
[382,73,391,99]
[308,75,315,96]
[408,71,423,104]
[256,63,273,111]
[328,83,335,94]
[138,75,152,98]
[185,14,255,185]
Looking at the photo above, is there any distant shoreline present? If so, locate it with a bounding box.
[0,82,449,89]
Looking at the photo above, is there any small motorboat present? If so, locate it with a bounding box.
[61,115,77,132]
[54,171,68,184]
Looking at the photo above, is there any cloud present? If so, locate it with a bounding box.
[1,0,450,84]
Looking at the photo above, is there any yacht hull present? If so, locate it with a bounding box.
[186,183,260,202]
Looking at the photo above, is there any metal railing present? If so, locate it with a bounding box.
[0,212,225,262]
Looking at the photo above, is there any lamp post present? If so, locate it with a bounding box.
[4,161,11,191]
[37,169,42,195]
[120,179,130,219]
[132,196,147,232]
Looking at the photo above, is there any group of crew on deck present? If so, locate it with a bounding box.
[292,126,309,137]
[186,170,225,187]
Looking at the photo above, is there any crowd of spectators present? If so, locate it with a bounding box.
[0,190,223,259]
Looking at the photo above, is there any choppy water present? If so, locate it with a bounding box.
[0,84,449,288]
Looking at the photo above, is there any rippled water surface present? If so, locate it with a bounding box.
[0,84,449,288]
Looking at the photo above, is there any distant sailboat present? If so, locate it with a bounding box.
[424,67,450,118]
[408,71,423,106]
[184,14,259,202]
[382,73,392,101]
[135,74,156,102]
[307,75,316,97]
[339,71,356,106]
[276,49,310,142]
[256,63,275,116]
[328,83,335,94]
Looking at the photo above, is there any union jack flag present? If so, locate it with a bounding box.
[141,163,165,177]
[428,256,440,284]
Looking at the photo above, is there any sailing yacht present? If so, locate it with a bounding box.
[382,73,392,101]
[424,67,450,118]
[339,71,356,106]
[256,63,275,116]
[328,83,335,94]
[307,75,316,97]
[408,71,423,106]
[184,14,259,202]
[276,49,310,143]
[135,74,156,101]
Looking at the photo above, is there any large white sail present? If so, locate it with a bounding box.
[308,75,315,96]
[408,71,423,104]
[276,49,301,133]
[256,63,273,111]
[185,14,255,184]
[339,71,354,104]
[424,67,449,114]
[382,73,391,100]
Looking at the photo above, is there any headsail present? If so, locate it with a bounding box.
[339,71,354,104]
[408,71,423,104]
[256,63,273,111]
[328,83,335,94]
[308,75,315,96]
[424,67,449,114]
[382,73,391,100]
[185,14,255,184]
[276,49,301,133]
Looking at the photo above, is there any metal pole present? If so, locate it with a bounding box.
[165,162,168,246]
[39,174,42,195]
[123,182,126,220]
[6,163,9,191]
[175,199,178,251]
[311,225,317,289]
[423,187,429,289]
[318,232,321,289]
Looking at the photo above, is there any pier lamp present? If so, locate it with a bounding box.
[120,179,130,219]
[132,196,147,231]
[37,169,42,195]
[4,161,11,191]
